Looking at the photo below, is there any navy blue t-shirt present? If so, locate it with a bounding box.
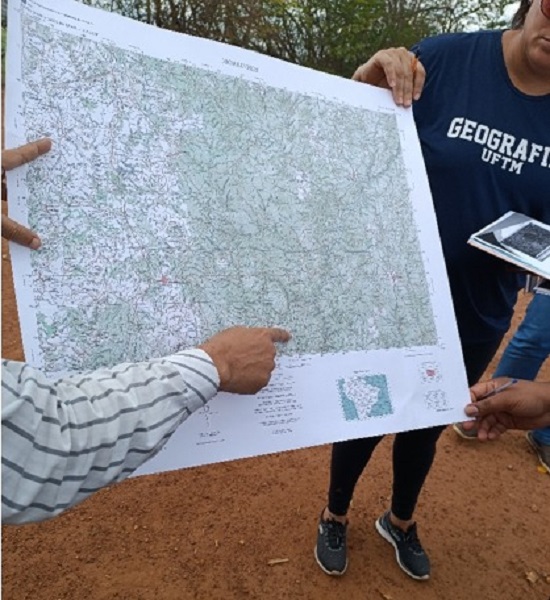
[412,30,550,344]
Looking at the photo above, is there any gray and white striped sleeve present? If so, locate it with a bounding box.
[1,349,219,525]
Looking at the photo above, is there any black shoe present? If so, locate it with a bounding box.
[314,510,348,576]
[375,511,430,580]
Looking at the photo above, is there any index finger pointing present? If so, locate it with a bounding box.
[2,138,52,171]
[1,214,41,249]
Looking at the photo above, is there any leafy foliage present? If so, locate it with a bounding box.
[81,1,511,76]
[1,27,6,81]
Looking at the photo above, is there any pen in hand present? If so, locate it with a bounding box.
[479,378,518,400]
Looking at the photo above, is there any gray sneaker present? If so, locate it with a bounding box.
[526,431,550,473]
[375,511,430,580]
[314,511,348,576]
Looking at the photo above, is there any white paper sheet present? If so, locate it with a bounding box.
[5,0,469,474]
[469,211,550,279]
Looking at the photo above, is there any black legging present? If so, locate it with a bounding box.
[327,338,503,521]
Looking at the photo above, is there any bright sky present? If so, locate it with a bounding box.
[504,2,520,20]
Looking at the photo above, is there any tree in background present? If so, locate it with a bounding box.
[75,1,510,75]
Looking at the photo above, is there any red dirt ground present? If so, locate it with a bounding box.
[2,233,549,600]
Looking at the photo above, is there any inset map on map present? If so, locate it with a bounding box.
[337,374,393,421]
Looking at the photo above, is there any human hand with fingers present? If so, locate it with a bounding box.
[352,47,425,108]
[199,325,291,394]
[3,321,292,524]
[462,379,550,440]
[1,138,52,249]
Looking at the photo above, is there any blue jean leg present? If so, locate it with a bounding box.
[493,293,550,444]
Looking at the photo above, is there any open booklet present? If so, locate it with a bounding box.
[468,211,550,280]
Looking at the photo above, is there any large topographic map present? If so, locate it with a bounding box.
[6,0,468,471]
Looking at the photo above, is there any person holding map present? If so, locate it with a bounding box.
[1,140,291,525]
[314,0,550,581]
